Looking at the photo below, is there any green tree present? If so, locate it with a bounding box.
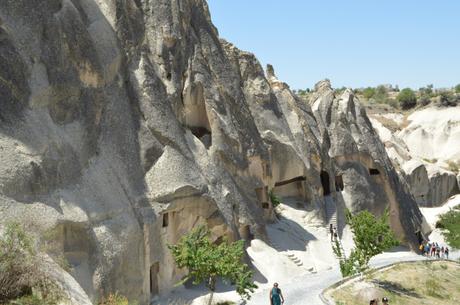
[168,225,257,305]
[362,87,376,100]
[437,207,460,248]
[397,88,417,109]
[333,209,399,277]
[455,84,460,93]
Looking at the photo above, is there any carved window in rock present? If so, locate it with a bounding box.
[262,202,270,209]
[335,175,344,191]
[162,213,169,228]
[369,168,380,175]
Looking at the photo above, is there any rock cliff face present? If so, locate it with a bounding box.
[0,0,427,304]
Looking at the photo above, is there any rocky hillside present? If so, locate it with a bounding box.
[370,106,460,207]
[0,0,428,304]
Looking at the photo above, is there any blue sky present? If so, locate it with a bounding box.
[207,0,460,90]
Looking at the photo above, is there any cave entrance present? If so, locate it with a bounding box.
[335,175,344,191]
[415,231,424,245]
[190,126,212,148]
[369,168,380,175]
[239,225,253,241]
[162,213,169,228]
[183,82,212,148]
[255,186,269,210]
[320,171,331,196]
[150,262,159,296]
[273,176,306,199]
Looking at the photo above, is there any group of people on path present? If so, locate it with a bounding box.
[269,283,391,305]
[420,241,449,259]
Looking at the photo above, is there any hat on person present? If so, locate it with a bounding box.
[382,297,389,302]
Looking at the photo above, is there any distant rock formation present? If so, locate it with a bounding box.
[0,0,427,304]
[370,107,460,207]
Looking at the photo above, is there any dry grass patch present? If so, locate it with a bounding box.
[330,261,460,305]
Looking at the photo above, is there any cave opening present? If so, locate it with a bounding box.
[335,175,344,191]
[183,82,212,148]
[369,168,380,175]
[255,186,269,210]
[320,171,331,196]
[190,126,212,148]
[239,225,253,241]
[150,262,159,296]
[162,213,169,228]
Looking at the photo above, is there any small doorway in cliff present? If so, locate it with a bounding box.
[162,213,169,228]
[150,262,159,296]
[335,175,344,191]
[415,230,423,245]
[369,168,380,175]
[320,171,331,196]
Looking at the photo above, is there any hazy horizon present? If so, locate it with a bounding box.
[208,0,460,90]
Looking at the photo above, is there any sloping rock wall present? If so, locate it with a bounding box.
[0,0,427,303]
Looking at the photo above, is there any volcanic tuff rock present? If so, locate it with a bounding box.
[0,0,427,304]
[370,107,460,207]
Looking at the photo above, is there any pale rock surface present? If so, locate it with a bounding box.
[370,106,460,207]
[0,1,427,304]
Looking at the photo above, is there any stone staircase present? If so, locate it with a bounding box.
[268,239,304,267]
[324,195,347,261]
[324,195,337,230]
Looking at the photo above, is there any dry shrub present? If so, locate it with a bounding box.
[0,222,61,304]
[98,293,136,305]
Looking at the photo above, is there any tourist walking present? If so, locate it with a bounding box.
[445,246,449,259]
[436,244,441,258]
[382,296,389,305]
[424,243,430,256]
[431,243,436,257]
[330,224,334,242]
[270,283,284,305]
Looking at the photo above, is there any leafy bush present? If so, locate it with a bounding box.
[418,96,431,107]
[437,209,460,248]
[0,223,61,305]
[439,92,458,107]
[455,84,460,93]
[269,190,281,208]
[419,84,434,97]
[397,88,417,109]
[362,87,376,99]
[169,225,257,305]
